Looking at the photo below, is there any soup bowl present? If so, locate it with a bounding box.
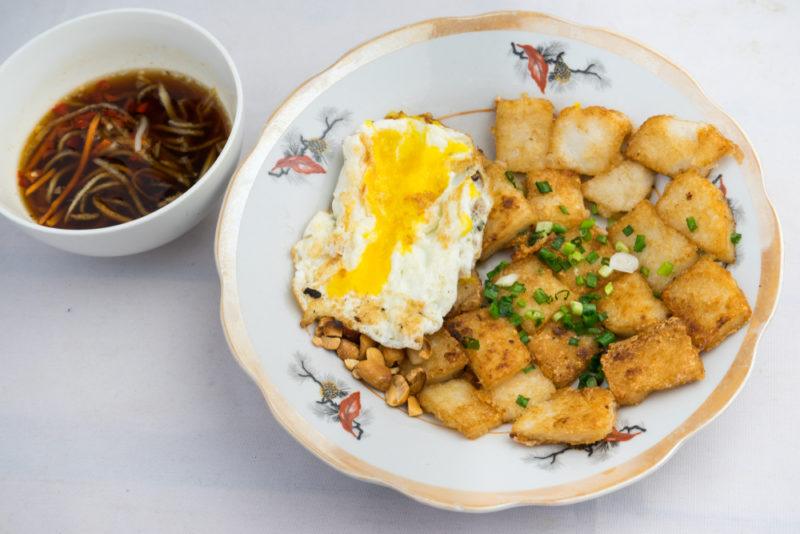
[0,9,243,256]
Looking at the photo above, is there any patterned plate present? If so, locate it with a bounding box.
[215,12,781,510]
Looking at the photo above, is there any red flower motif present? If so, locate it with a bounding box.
[604,427,643,442]
[338,391,361,437]
[271,154,326,175]
[518,44,549,93]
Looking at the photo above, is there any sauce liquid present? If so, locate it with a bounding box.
[18,70,230,229]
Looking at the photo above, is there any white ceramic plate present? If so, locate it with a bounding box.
[215,12,781,510]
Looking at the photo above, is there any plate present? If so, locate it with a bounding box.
[215,12,781,510]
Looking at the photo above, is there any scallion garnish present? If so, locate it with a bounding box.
[596,330,616,347]
[487,261,508,281]
[568,337,580,346]
[622,224,634,236]
[604,282,614,295]
[562,241,576,254]
[657,261,674,277]
[686,216,698,232]
[519,330,529,344]
[462,336,480,350]
[586,272,598,288]
[505,170,519,189]
[615,241,629,253]
[586,250,599,264]
[533,288,551,304]
[576,275,586,286]
[535,221,553,234]
[523,364,535,373]
[559,204,569,215]
[731,232,742,245]
[535,181,553,194]
[510,281,526,295]
[640,266,650,277]
[570,301,583,315]
[634,234,646,252]
[595,234,608,244]
[552,223,567,234]
[580,218,595,231]
[516,395,529,408]
[589,202,599,215]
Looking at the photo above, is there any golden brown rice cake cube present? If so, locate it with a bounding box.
[446,309,531,388]
[556,227,618,296]
[581,159,655,217]
[400,328,469,384]
[608,200,699,292]
[447,270,483,318]
[481,156,537,258]
[478,367,555,423]
[510,387,617,446]
[418,379,503,439]
[527,323,600,388]
[547,105,632,175]
[493,94,554,172]
[661,257,752,351]
[601,317,704,406]
[499,256,572,334]
[525,168,590,227]
[598,273,669,337]
[655,169,736,263]
[625,115,742,176]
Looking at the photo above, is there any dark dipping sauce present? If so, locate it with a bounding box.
[18,70,230,229]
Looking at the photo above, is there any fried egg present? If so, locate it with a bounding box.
[292,116,491,349]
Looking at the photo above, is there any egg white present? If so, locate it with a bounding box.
[292,117,491,349]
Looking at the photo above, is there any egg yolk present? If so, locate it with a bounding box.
[326,122,470,297]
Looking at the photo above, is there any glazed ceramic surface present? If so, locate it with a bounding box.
[216,12,780,510]
[0,9,243,256]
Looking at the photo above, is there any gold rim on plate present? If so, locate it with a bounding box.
[214,11,782,510]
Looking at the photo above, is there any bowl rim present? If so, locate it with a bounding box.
[0,7,244,236]
[214,10,783,510]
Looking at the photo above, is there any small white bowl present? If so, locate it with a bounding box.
[0,9,243,256]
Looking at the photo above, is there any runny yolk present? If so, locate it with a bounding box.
[326,122,470,297]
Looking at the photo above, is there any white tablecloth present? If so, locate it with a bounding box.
[1,1,795,531]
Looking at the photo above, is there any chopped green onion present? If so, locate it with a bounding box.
[552,311,564,322]
[595,234,608,244]
[489,301,500,318]
[657,261,674,277]
[570,301,583,315]
[587,326,602,335]
[578,354,604,388]
[518,329,529,344]
[569,251,584,263]
[576,275,586,286]
[583,376,598,388]
[604,282,614,295]
[615,241,629,253]
[516,394,529,408]
[633,234,646,252]
[505,170,519,189]
[731,232,742,245]
[552,223,567,234]
[640,266,650,277]
[535,221,553,234]
[596,330,616,347]
[508,313,522,327]
[601,256,611,266]
[686,216,698,232]
[461,336,480,350]
[568,337,580,346]
[550,235,565,250]
[580,218,596,231]
[535,181,552,194]
[523,364,535,373]
[559,204,569,215]
[510,281,526,295]
[561,242,576,254]
[533,288,551,304]
[483,284,499,301]
[538,249,562,272]
[586,272,598,288]
[516,298,527,308]
[585,251,599,264]
[487,261,508,281]
[532,310,545,326]
[589,202,599,215]
[622,225,634,236]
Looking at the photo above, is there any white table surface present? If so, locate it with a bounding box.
[1,1,796,531]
